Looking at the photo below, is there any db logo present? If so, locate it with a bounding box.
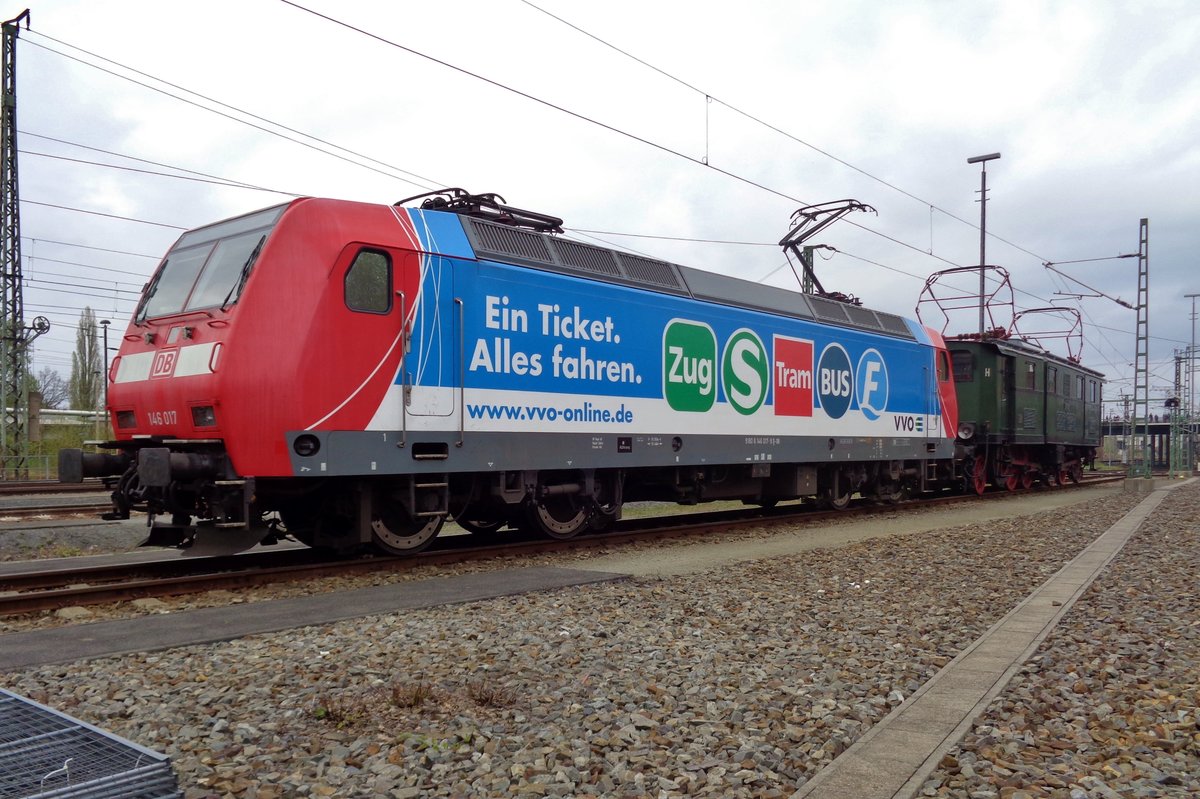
[150,350,179,379]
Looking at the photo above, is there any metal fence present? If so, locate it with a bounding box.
[0,689,181,798]
[0,455,54,481]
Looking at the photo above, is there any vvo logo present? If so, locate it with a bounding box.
[894,415,924,432]
[150,349,179,379]
[855,348,889,421]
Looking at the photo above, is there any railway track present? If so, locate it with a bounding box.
[0,502,113,520]
[0,479,109,496]
[0,474,1124,617]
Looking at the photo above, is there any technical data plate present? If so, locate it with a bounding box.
[0,688,181,799]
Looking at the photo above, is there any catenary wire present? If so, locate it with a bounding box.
[23,235,161,260]
[514,0,1054,266]
[275,0,965,270]
[22,16,1155,386]
[21,33,444,192]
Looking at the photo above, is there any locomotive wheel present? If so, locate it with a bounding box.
[1021,470,1034,490]
[1069,463,1083,484]
[455,516,506,535]
[873,482,904,504]
[590,502,620,533]
[971,455,988,496]
[590,513,618,533]
[453,503,507,536]
[1004,469,1020,492]
[371,503,444,554]
[823,472,852,511]
[527,495,590,540]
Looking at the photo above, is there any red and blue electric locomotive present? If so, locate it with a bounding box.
[63,190,977,554]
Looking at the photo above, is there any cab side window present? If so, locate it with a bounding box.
[345,249,391,314]
[951,351,973,382]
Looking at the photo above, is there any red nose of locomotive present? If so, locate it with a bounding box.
[107,326,225,438]
[58,204,287,513]
[107,204,284,441]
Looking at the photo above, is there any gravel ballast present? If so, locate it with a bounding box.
[924,481,1200,798]
[1,483,1193,798]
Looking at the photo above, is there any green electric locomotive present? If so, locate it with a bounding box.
[950,338,1102,493]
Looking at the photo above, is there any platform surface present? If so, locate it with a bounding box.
[0,566,626,671]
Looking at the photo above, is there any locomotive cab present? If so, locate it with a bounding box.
[60,204,289,541]
[61,198,457,552]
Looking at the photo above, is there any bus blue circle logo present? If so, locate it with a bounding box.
[855,349,889,421]
[817,343,853,419]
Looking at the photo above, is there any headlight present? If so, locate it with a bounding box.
[191,405,217,428]
[293,434,321,457]
[957,422,976,440]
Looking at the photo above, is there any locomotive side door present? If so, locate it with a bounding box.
[403,254,456,418]
[999,355,1015,438]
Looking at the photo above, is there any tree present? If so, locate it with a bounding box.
[69,307,102,411]
[35,367,69,409]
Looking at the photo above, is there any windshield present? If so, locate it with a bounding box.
[136,204,286,322]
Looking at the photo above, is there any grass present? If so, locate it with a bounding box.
[390,681,436,708]
[313,675,521,729]
[465,677,518,707]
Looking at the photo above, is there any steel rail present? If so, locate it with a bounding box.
[0,474,1123,617]
[0,502,113,519]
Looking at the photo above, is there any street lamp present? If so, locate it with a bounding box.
[968,152,1001,335]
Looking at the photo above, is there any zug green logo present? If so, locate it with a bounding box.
[664,321,768,414]
[663,319,717,411]
[722,328,769,415]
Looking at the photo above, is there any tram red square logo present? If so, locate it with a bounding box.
[773,335,813,416]
[150,349,178,379]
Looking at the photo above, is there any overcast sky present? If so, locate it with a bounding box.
[15,0,1200,411]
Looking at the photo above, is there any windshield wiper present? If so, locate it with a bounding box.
[221,235,266,311]
[134,267,166,325]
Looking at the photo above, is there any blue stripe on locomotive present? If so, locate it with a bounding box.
[405,208,476,259]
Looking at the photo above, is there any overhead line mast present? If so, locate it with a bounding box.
[2,9,49,479]
[1131,218,1151,479]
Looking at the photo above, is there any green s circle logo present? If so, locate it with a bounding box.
[722,329,768,415]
